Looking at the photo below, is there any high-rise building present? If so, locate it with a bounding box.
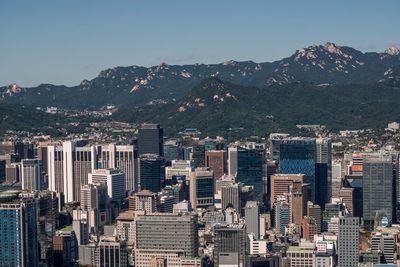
[100,144,138,192]
[339,187,354,215]
[227,146,238,176]
[274,196,290,235]
[307,202,322,234]
[165,160,192,181]
[322,202,342,232]
[21,159,42,191]
[53,229,78,267]
[157,194,175,213]
[363,154,393,229]
[138,123,164,156]
[269,133,290,162]
[96,235,128,267]
[220,182,241,213]
[213,224,247,267]
[338,216,359,267]
[192,143,205,168]
[279,138,317,201]
[245,201,260,238]
[139,154,164,193]
[270,174,304,209]
[116,211,136,247]
[128,189,157,213]
[190,167,214,209]
[316,138,332,205]
[205,150,226,180]
[287,244,315,267]
[48,142,97,203]
[302,216,317,241]
[289,181,303,225]
[88,168,126,202]
[236,147,264,198]
[0,196,39,267]
[371,233,395,264]
[134,213,198,267]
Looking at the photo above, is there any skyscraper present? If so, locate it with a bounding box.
[274,196,290,235]
[363,154,393,230]
[100,144,138,192]
[21,159,42,191]
[213,224,247,267]
[88,168,126,202]
[245,201,260,238]
[190,167,214,209]
[138,123,164,156]
[279,138,316,201]
[0,195,39,267]
[236,147,263,198]
[205,150,226,180]
[134,213,198,267]
[139,154,164,193]
[96,236,128,267]
[270,174,304,209]
[338,216,359,267]
[48,142,97,203]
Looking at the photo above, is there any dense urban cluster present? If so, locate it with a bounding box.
[2,122,400,267]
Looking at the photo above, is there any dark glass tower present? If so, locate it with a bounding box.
[236,147,263,198]
[139,154,164,193]
[138,124,164,156]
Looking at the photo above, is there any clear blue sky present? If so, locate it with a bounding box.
[1,0,399,87]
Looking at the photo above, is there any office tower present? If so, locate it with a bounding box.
[53,230,78,267]
[149,257,167,267]
[371,233,395,264]
[236,147,264,198]
[269,133,290,162]
[287,244,315,267]
[213,224,247,267]
[96,235,128,267]
[158,194,175,213]
[0,197,39,267]
[163,139,182,162]
[81,183,101,211]
[192,143,205,168]
[48,142,97,203]
[316,138,332,205]
[165,160,193,181]
[21,159,42,191]
[248,233,268,255]
[322,202,342,232]
[307,202,322,234]
[205,150,226,180]
[289,181,303,225]
[190,167,214,209]
[139,154,163,193]
[128,189,157,213]
[220,182,241,212]
[270,174,304,209]
[338,216,359,267]
[6,162,20,184]
[72,210,90,245]
[227,146,238,176]
[245,201,260,238]
[88,168,126,202]
[279,138,316,201]
[101,144,137,192]
[363,154,393,230]
[36,145,49,174]
[134,213,198,267]
[339,187,354,214]
[351,153,364,176]
[116,211,136,247]
[274,196,290,235]
[302,216,317,241]
[138,123,164,156]
[332,161,342,198]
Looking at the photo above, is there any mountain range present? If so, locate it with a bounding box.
[2,42,400,137]
[1,42,400,109]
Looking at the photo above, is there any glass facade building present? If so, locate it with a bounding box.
[279,138,316,201]
[139,154,164,193]
[236,147,264,198]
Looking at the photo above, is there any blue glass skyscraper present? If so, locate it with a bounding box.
[236,147,264,199]
[279,138,317,201]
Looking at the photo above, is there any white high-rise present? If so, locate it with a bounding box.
[88,168,125,202]
[338,216,359,267]
[21,159,42,191]
[100,144,137,192]
[48,141,97,203]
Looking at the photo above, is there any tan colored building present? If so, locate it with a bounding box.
[205,150,226,180]
[270,174,304,209]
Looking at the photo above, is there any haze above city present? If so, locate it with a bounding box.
[1,0,400,87]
